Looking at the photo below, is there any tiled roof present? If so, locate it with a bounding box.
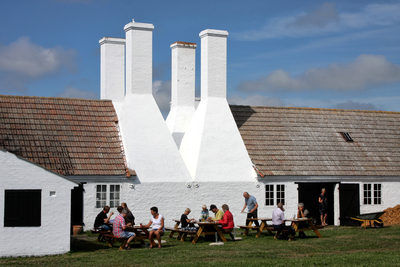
[0,95,128,176]
[230,105,400,176]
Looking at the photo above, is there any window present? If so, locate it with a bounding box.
[276,184,285,205]
[265,185,274,206]
[96,184,120,208]
[340,132,354,142]
[374,184,381,204]
[364,183,381,205]
[4,190,41,227]
[110,185,120,208]
[265,184,285,206]
[96,185,107,208]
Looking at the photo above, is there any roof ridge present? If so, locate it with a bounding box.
[230,104,400,115]
[0,94,111,102]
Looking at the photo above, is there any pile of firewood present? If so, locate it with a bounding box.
[380,205,400,225]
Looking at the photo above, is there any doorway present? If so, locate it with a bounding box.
[339,183,360,226]
[297,182,336,226]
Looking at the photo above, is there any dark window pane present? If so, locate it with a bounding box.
[4,190,41,227]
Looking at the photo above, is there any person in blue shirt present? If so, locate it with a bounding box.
[241,192,259,227]
[200,205,209,221]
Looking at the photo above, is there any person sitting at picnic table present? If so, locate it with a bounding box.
[295,203,309,238]
[207,204,224,221]
[121,202,135,226]
[94,206,114,231]
[272,203,296,241]
[142,206,165,249]
[181,208,195,231]
[112,209,136,250]
[201,205,209,221]
[215,204,235,241]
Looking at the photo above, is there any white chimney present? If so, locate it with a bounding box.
[166,41,197,148]
[179,29,256,182]
[124,19,154,95]
[99,37,125,102]
[117,19,192,183]
[199,29,228,99]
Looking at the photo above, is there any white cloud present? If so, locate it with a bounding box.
[232,3,400,41]
[228,94,285,107]
[0,37,77,92]
[237,54,400,92]
[287,3,339,29]
[55,87,98,99]
[152,80,171,117]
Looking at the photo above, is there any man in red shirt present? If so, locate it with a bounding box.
[113,209,136,250]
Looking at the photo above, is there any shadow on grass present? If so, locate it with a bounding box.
[70,235,176,252]
[70,237,108,252]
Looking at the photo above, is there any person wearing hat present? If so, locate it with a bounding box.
[207,204,224,221]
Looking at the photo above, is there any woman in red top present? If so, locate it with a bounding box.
[216,204,235,241]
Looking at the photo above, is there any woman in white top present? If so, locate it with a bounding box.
[143,206,165,248]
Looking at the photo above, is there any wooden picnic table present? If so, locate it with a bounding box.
[285,218,322,238]
[192,221,228,244]
[249,218,273,237]
[167,219,182,239]
[167,219,197,239]
[244,218,322,238]
[125,225,157,247]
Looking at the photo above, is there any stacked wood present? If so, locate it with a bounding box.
[380,205,400,225]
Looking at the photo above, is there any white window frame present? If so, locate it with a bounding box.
[265,184,274,206]
[276,184,285,205]
[264,184,285,206]
[363,183,381,205]
[96,184,120,208]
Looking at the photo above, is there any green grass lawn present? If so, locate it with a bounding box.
[1,225,400,266]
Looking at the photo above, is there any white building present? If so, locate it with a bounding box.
[0,149,79,257]
[1,18,399,242]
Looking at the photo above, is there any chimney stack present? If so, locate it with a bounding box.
[117,19,192,183]
[99,37,125,102]
[166,42,197,147]
[124,19,154,95]
[199,29,228,99]
[179,29,256,182]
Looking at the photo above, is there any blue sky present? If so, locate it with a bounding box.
[1,0,399,117]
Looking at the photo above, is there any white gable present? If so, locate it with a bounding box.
[0,150,78,257]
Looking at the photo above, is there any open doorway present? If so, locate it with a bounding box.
[297,182,336,226]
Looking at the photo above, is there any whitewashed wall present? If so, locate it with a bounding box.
[82,180,300,230]
[82,179,400,230]
[0,150,78,257]
[356,180,400,215]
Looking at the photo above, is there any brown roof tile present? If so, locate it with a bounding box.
[0,95,129,176]
[230,105,400,176]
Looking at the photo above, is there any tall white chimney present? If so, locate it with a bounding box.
[99,37,125,102]
[199,29,228,99]
[166,41,197,148]
[118,19,192,183]
[124,19,154,95]
[179,29,256,182]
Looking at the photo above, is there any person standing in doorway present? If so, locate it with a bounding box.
[241,192,259,227]
[319,188,328,226]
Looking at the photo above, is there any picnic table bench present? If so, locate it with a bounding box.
[167,219,197,240]
[243,218,323,238]
[90,227,111,242]
[100,225,156,249]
